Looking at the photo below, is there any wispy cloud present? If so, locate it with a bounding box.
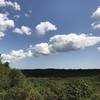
[13,26,32,35]
[25,10,32,17]
[1,49,33,62]
[91,6,100,30]
[0,32,5,39]
[0,0,21,11]
[14,15,20,19]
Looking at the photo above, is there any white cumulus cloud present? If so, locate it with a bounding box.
[0,13,15,39]
[33,43,51,55]
[49,33,100,53]
[1,49,33,62]
[92,6,100,19]
[0,0,21,11]
[2,33,100,62]
[0,32,5,39]
[30,33,100,55]
[35,21,57,35]
[13,26,32,35]
[0,13,15,31]
[92,23,100,29]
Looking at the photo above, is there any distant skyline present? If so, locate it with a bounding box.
[0,0,100,69]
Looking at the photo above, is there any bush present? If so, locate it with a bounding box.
[65,80,94,100]
[5,87,28,100]
[9,69,26,87]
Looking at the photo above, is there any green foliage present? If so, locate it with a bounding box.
[0,61,10,91]
[9,69,26,87]
[0,58,43,100]
[0,56,100,100]
[5,87,29,100]
[30,78,98,100]
[65,80,94,100]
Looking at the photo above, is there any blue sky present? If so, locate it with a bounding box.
[0,0,100,69]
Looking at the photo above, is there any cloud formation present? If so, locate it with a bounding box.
[49,33,100,52]
[33,43,51,56]
[25,10,32,17]
[0,0,21,11]
[35,21,57,35]
[0,13,15,39]
[1,49,33,62]
[97,46,100,51]
[31,33,100,55]
[92,6,100,19]
[2,33,100,62]
[13,26,32,35]
[0,32,5,39]
[0,13,15,31]
[91,6,100,30]
[14,15,20,19]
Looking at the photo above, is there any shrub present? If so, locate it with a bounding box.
[65,80,94,100]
